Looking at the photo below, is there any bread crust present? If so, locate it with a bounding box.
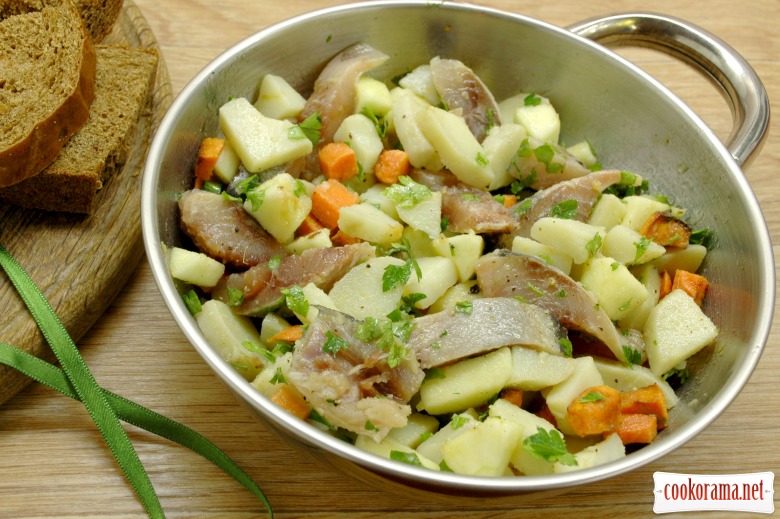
[0,2,97,188]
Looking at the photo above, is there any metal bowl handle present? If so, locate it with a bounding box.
[568,13,770,168]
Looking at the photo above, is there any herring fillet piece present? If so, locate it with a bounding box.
[409,297,564,369]
[475,250,627,362]
[288,307,424,442]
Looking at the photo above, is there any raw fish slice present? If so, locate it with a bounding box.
[441,184,515,234]
[475,250,627,361]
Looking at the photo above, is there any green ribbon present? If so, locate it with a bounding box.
[0,243,272,518]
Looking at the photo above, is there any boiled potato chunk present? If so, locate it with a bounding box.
[402,226,438,258]
[360,184,400,220]
[398,64,440,106]
[251,351,295,397]
[333,113,384,173]
[651,244,707,276]
[427,280,481,313]
[259,312,292,345]
[507,346,576,391]
[396,191,442,239]
[621,195,670,231]
[253,74,306,120]
[403,256,458,309]
[566,140,598,168]
[543,356,604,436]
[294,283,337,324]
[355,434,440,471]
[644,289,718,377]
[553,432,625,473]
[388,413,441,449]
[431,230,485,282]
[511,236,573,275]
[338,203,404,246]
[441,416,523,476]
[244,172,312,244]
[219,97,312,172]
[588,193,627,230]
[328,256,406,319]
[488,398,557,476]
[579,256,649,321]
[513,95,561,144]
[211,139,240,184]
[602,224,666,265]
[355,76,393,116]
[418,347,512,415]
[286,228,332,255]
[169,247,225,287]
[593,358,678,408]
[482,123,527,190]
[530,217,606,264]
[618,263,661,330]
[416,411,479,463]
[195,300,267,380]
[391,91,443,171]
[417,105,494,189]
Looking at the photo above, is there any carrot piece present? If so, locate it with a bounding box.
[267,324,304,344]
[270,385,311,420]
[566,385,621,437]
[659,269,673,300]
[671,269,709,306]
[500,194,518,208]
[331,229,362,246]
[639,211,691,248]
[194,137,225,188]
[318,142,359,181]
[535,403,558,428]
[620,383,668,429]
[374,149,411,185]
[311,179,360,229]
[296,214,326,237]
[611,413,658,444]
[500,388,525,408]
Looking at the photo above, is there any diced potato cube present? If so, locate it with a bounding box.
[396,191,442,239]
[566,140,598,168]
[507,346,576,391]
[511,236,573,275]
[169,247,225,287]
[212,139,240,184]
[243,172,312,244]
[553,432,625,473]
[402,226,438,258]
[403,256,458,309]
[482,123,527,190]
[259,312,291,345]
[416,411,479,463]
[530,217,606,264]
[338,202,404,246]
[195,300,267,380]
[355,434,440,471]
[488,398,557,476]
[387,413,441,449]
[328,256,406,319]
[253,74,307,120]
[618,263,661,330]
[644,289,718,377]
[360,184,400,220]
[543,356,604,435]
[219,97,312,172]
[418,347,512,415]
[427,280,481,313]
[417,105,494,189]
[398,64,440,106]
[602,225,666,265]
[286,228,332,255]
[579,256,649,321]
[441,416,523,476]
[355,76,393,116]
[588,193,627,230]
[295,283,337,324]
[651,244,708,276]
[333,113,384,173]
[251,351,295,397]
[514,98,561,144]
[391,91,443,171]
[431,230,485,282]
[621,195,671,231]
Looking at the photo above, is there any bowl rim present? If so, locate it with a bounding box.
[141,0,776,493]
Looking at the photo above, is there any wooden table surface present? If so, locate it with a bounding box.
[1,0,777,517]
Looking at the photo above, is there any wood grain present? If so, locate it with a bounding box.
[0,1,778,518]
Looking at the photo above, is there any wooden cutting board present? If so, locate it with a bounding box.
[0,1,172,405]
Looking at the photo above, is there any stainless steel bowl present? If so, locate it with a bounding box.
[141,1,773,497]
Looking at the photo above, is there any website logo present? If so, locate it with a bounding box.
[653,472,775,514]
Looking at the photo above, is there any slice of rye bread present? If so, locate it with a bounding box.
[0,0,96,188]
[0,45,158,214]
[0,0,121,42]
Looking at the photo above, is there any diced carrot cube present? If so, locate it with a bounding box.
[659,269,673,300]
[611,413,658,444]
[535,403,558,428]
[331,229,362,246]
[500,194,518,208]
[374,149,411,185]
[671,269,709,306]
[500,388,525,408]
[270,385,311,421]
[318,141,360,182]
[296,214,326,237]
[620,383,668,429]
[566,385,621,437]
[194,137,225,188]
[311,179,360,229]
[639,211,691,248]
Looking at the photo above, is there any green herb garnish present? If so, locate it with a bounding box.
[623,345,642,367]
[227,287,244,307]
[384,175,432,208]
[323,331,348,356]
[288,112,322,146]
[579,391,606,403]
[182,290,202,315]
[550,199,578,219]
[523,427,577,466]
[281,285,309,317]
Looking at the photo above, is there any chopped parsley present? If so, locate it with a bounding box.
[611,261,620,271]
[245,187,266,212]
[382,239,421,292]
[424,367,446,380]
[440,215,450,232]
[227,287,244,307]
[689,228,713,247]
[527,282,545,297]
[384,175,432,209]
[182,289,202,315]
[281,285,309,317]
[475,151,489,166]
[360,106,389,139]
[549,199,578,220]
[450,414,470,430]
[579,391,606,403]
[524,93,542,106]
[455,300,474,315]
[390,450,423,466]
[559,337,573,357]
[523,427,577,466]
[232,174,261,197]
[202,180,222,194]
[267,255,282,271]
[308,409,336,430]
[555,289,567,298]
[585,233,603,257]
[288,112,322,146]
[461,193,480,201]
[355,316,410,368]
[662,366,690,384]
[622,345,642,367]
[269,367,286,385]
[633,235,653,263]
[323,331,348,356]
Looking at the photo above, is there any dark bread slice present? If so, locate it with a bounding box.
[0,0,122,42]
[0,0,96,188]
[0,45,158,213]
